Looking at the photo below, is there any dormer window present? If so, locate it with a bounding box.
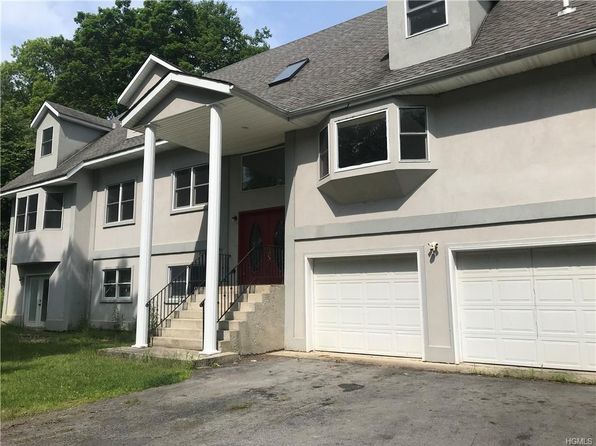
[406,0,447,37]
[41,127,53,156]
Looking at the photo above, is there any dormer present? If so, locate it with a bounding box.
[31,102,112,175]
[387,0,495,70]
[117,54,181,109]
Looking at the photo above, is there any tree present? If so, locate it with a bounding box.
[0,0,271,283]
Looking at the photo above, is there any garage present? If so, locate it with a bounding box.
[313,254,423,357]
[455,244,596,371]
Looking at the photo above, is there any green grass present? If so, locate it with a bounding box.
[1,324,193,421]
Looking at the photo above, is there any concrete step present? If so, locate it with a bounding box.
[182,300,203,311]
[169,318,202,330]
[239,301,256,312]
[246,293,264,304]
[218,319,241,331]
[153,336,202,350]
[159,327,202,339]
[218,340,234,352]
[174,310,203,320]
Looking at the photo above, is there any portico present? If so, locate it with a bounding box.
[119,60,299,352]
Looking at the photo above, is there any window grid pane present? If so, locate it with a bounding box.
[26,195,38,231]
[44,193,63,229]
[407,0,446,36]
[319,128,329,178]
[41,127,53,156]
[16,198,26,233]
[337,112,388,169]
[103,268,132,300]
[106,182,134,223]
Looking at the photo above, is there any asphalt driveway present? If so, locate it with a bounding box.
[2,355,595,446]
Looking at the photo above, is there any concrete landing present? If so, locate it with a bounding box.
[99,346,239,368]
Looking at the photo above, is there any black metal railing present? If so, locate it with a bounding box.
[217,245,284,321]
[146,251,230,345]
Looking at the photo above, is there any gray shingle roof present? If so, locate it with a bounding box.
[46,101,112,129]
[3,1,595,194]
[207,1,596,113]
[2,126,143,193]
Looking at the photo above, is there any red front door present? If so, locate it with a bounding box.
[238,207,284,285]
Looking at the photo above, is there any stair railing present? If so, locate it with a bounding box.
[146,251,230,345]
[217,244,284,321]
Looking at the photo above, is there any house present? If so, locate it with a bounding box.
[2,0,596,371]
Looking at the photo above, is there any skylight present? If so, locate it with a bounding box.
[269,58,309,86]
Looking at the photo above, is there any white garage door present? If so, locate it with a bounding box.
[313,254,422,357]
[456,244,596,371]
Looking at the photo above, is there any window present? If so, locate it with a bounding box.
[399,107,428,160]
[105,181,135,224]
[269,58,309,86]
[15,194,38,233]
[319,127,329,179]
[406,0,447,36]
[168,264,206,302]
[41,127,53,156]
[336,111,388,170]
[44,193,63,229]
[103,268,131,301]
[173,165,209,209]
[242,148,285,191]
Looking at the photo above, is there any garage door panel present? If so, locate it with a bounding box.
[462,337,498,361]
[314,254,422,358]
[459,281,494,304]
[534,279,575,303]
[579,278,596,301]
[456,245,596,372]
[461,309,496,331]
[501,339,538,364]
[583,311,596,335]
[496,280,533,304]
[500,309,535,333]
[540,340,581,369]
[393,307,422,329]
[339,307,365,326]
[537,310,578,336]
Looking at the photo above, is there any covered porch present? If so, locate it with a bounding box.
[120,67,301,353]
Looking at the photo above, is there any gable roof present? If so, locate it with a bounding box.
[206,1,596,114]
[31,101,113,130]
[1,126,144,194]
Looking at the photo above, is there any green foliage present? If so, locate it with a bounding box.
[0,0,271,283]
[1,324,193,420]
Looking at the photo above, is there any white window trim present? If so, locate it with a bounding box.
[398,106,430,163]
[404,0,449,39]
[16,194,38,233]
[43,192,64,230]
[318,125,330,180]
[104,180,136,227]
[332,107,391,173]
[101,268,133,303]
[240,146,285,192]
[171,164,209,212]
[40,127,53,157]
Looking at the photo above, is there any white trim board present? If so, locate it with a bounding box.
[0,141,168,198]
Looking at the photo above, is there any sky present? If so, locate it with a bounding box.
[0,0,385,61]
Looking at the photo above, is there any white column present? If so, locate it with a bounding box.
[201,104,223,355]
[133,125,156,348]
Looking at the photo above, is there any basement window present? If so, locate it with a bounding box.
[269,58,309,86]
[103,268,132,302]
[406,0,447,37]
[335,110,389,170]
[399,107,428,160]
